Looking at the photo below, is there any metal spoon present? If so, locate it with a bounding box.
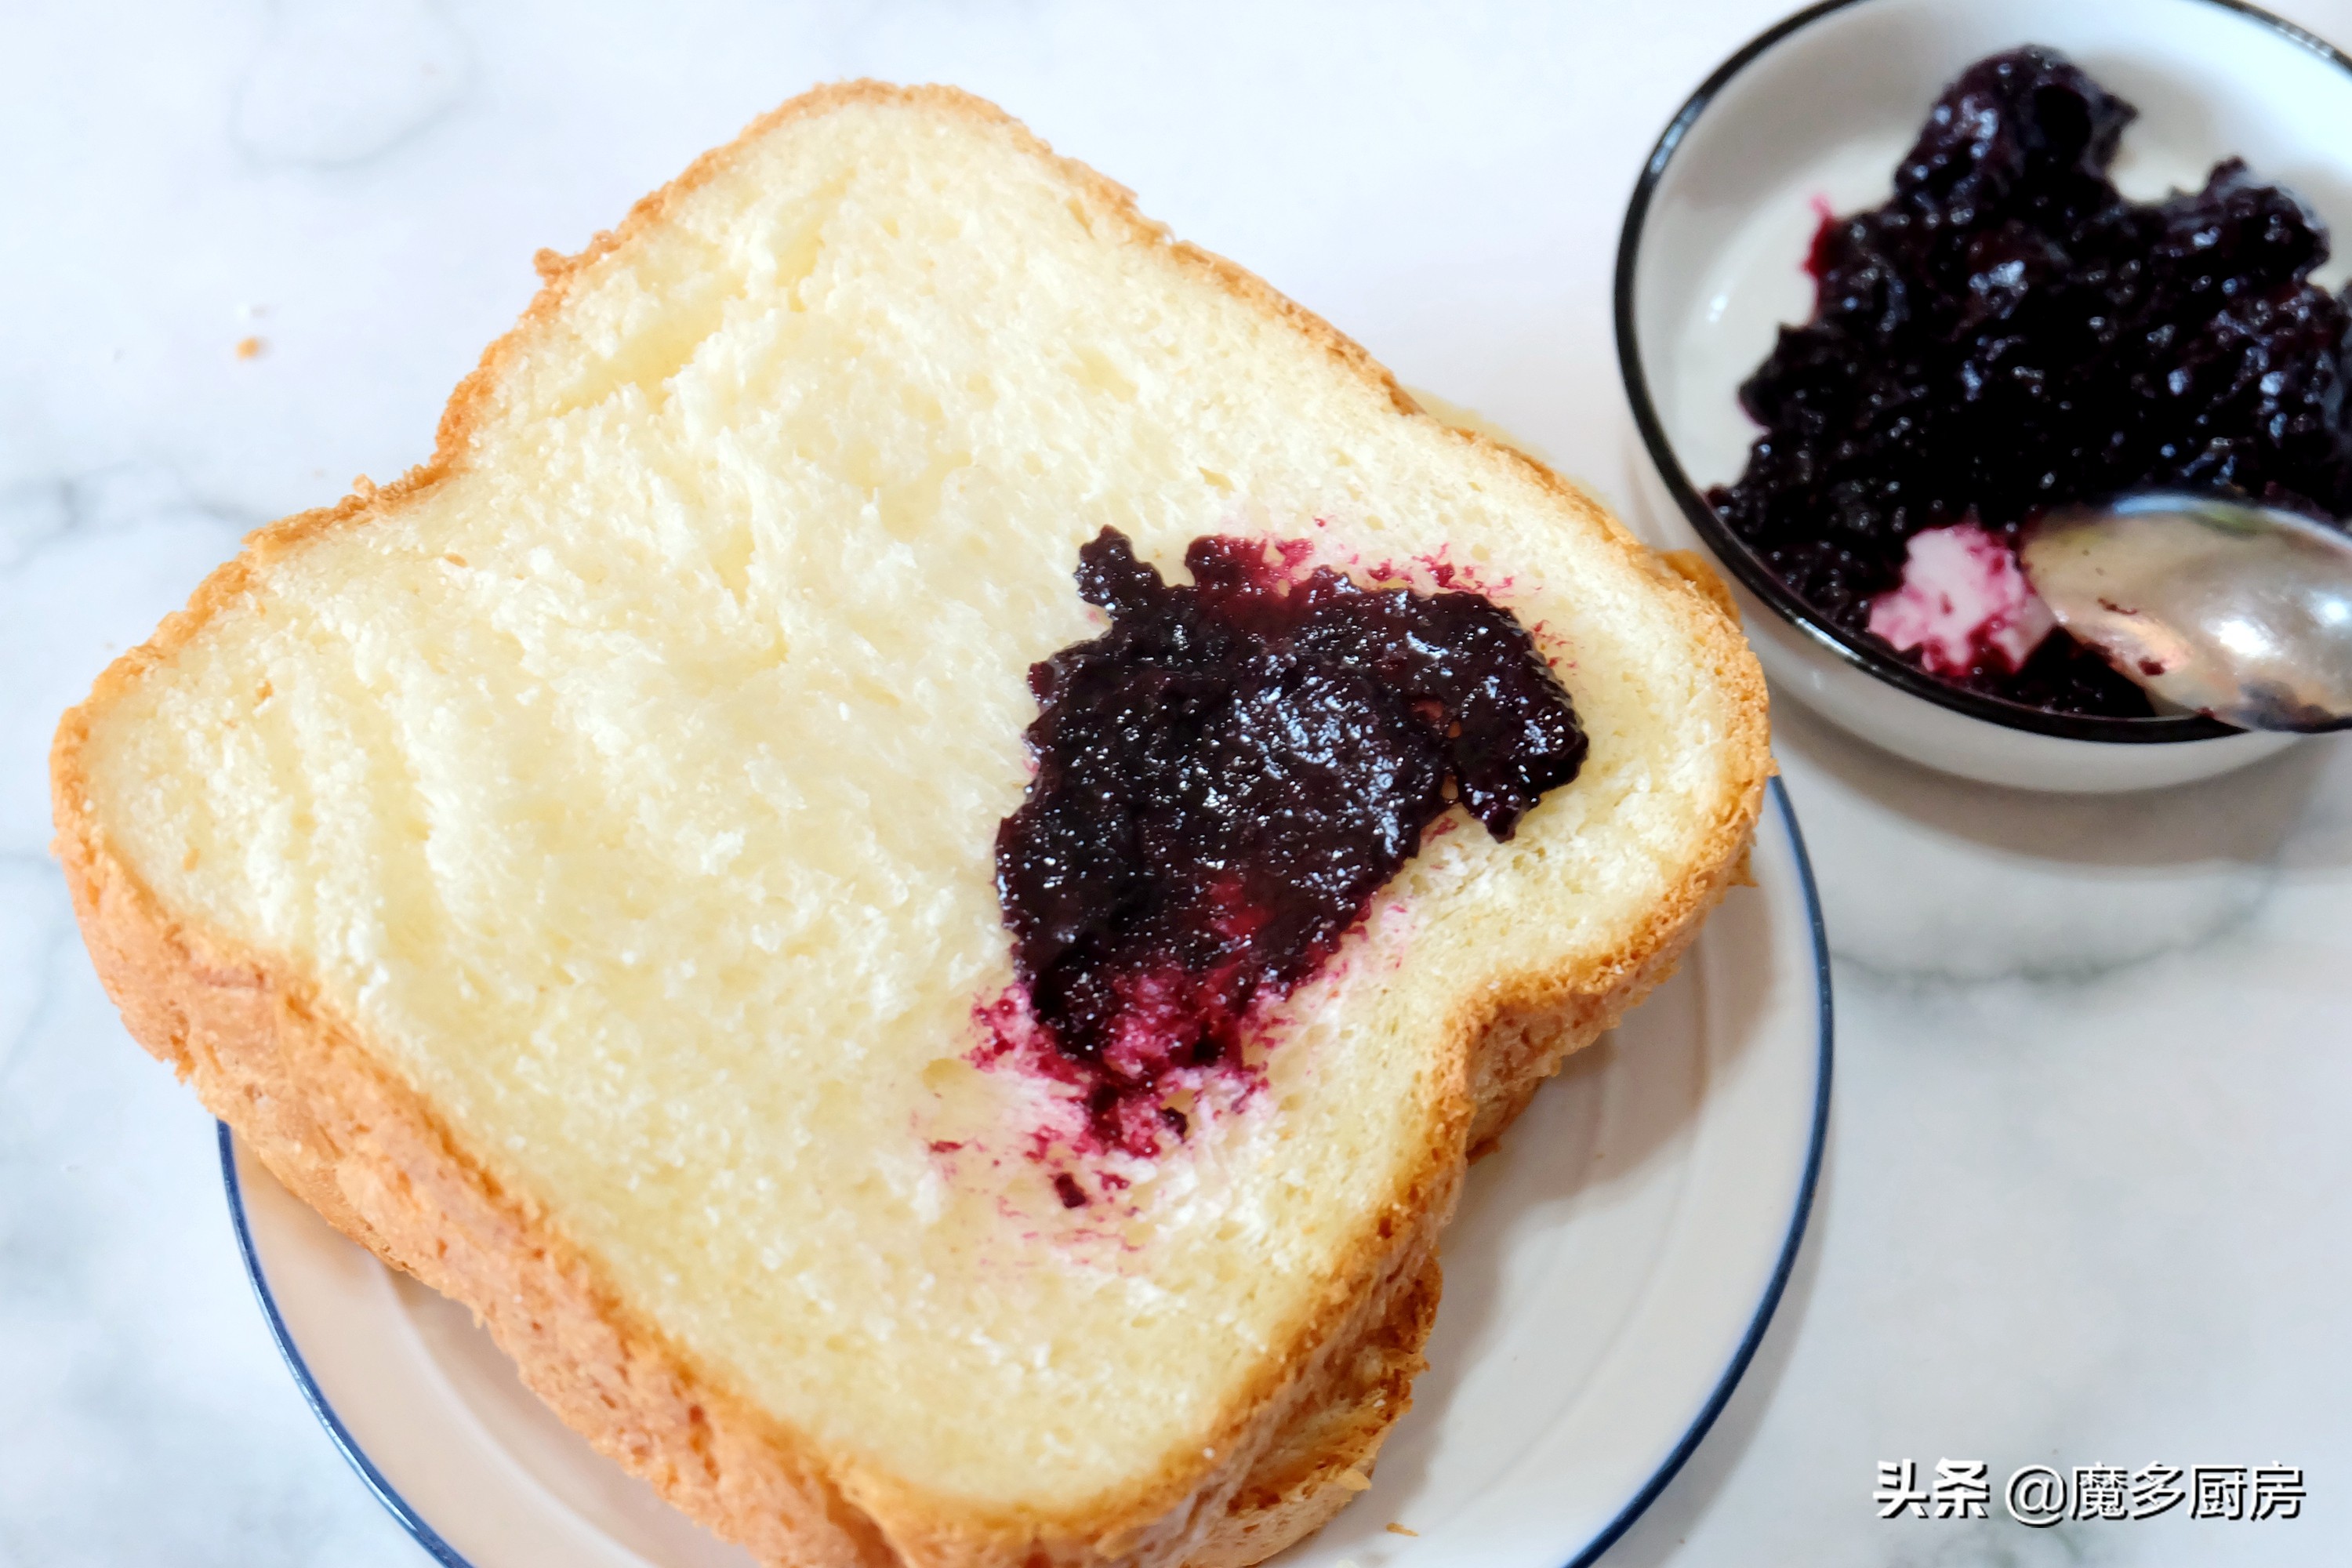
[2018,494,2352,732]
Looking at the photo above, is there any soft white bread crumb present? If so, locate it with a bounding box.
[55,83,1768,1567]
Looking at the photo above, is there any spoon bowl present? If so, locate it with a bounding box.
[2020,495,2352,733]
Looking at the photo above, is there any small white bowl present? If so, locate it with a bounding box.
[1615,0,2352,792]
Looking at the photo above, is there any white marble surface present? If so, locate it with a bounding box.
[5,1,2351,1563]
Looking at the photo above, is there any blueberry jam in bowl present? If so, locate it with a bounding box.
[1615,0,2352,791]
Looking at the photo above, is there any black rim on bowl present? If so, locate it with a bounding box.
[1613,0,2352,746]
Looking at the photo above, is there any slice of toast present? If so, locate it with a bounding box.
[51,83,1769,1567]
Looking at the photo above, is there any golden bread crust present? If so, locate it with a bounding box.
[49,81,1771,1567]
[1192,1258,1440,1568]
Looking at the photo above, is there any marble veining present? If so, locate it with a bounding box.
[233,0,474,171]
[5,2,2349,1564]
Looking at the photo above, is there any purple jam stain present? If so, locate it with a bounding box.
[984,528,1586,1161]
[1708,45,2352,717]
[1804,194,1840,283]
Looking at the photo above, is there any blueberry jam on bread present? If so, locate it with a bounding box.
[995,528,1585,1159]
[54,83,1769,1568]
[1711,46,2352,717]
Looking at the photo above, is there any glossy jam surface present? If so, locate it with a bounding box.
[990,528,1585,1161]
[1709,46,2352,717]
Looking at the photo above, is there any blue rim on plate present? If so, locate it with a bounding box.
[1613,0,2352,748]
[223,776,1835,1568]
[222,1128,473,1568]
[1559,777,1832,1568]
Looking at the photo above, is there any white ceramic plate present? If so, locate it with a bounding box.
[223,779,1831,1568]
